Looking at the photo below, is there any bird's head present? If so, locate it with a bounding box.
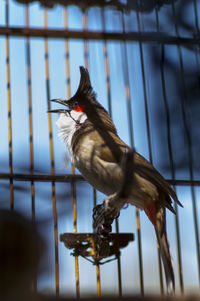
[48,66,117,147]
[48,66,98,115]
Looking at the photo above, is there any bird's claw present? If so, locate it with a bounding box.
[92,201,120,260]
[92,201,120,232]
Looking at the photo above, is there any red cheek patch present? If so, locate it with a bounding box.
[74,105,85,112]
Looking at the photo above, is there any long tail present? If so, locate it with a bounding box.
[154,206,175,295]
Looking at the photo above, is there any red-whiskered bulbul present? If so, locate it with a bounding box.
[49,66,183,294]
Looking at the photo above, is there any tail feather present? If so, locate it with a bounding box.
[155,206,175,295]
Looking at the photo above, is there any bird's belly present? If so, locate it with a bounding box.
[74,154,158,209]
[75,159,121,196]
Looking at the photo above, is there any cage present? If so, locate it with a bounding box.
[0,0,200,298]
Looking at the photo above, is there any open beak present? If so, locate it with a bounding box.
[48,99,69,113]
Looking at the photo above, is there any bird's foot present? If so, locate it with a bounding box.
[93,194,122,232]
[92,197,121,260]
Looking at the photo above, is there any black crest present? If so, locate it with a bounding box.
[67,66,97,109]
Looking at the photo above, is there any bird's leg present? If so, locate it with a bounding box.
[92,194,124,260]
[92,148,134,259]
[93,148,134,232]
[93,193,124,231]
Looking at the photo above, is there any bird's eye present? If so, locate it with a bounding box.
[74,101,79,107]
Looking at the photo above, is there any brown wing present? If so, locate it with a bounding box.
[134,152,183,207]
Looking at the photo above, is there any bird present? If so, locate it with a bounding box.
[49,66,183,294]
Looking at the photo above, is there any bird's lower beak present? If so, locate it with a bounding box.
[48,99,69,113]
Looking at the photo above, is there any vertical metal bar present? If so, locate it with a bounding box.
[136,11,164,294]
[171,2,200,286]
[6,0,14,211]
[25,4,37,292]
[154,7,184,294]
[83,11,89,70]
[102,9,122,296]
[192,0,200,96]
[5,0,12,196]
[101,8,112,117]
[193,0,199,36]
[64,8,80,297]
[120,11,144,295]
[121,13,134,147]
[136,208,144,295]
[115,219,122,296]
[44,9,59,295]
[82,10,102,296]
[93,188,101,296]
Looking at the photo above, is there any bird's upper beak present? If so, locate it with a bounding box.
[48,99,69,113]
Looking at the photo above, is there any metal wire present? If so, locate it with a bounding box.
[120,10,145,296]
[171,2,200,287]
[101,8,112,117]
[5,0,14,211]
[44,9,59,295]
[1,1,200,296]
[25,4,37,292]
[155,7,184,294]
[0,173,199,186]
[82,10,102,296]
[0,26,200,45]
[64,7,80,297]
[135,10,164,294]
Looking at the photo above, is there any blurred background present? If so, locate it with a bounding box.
[0,0,200,297]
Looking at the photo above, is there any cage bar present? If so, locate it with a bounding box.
[135,10,165,295]
[0,0,199,297]
[5,0,14,211]
[171,2,200,286]
[64,8,80,296]
[0,26,200,45]
[44,9,59,295]
[25,4,37,292]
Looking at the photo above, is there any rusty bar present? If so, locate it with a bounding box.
[0,173,199,186]
[64,8,80,296]
[171,2,200,286]
[82,10,101,296]
[6,0,14,211]
[25,3,35,230]
[72,164,80,297]
[44,9,59,295]
[136,11,164,294]
[101,8,112,117]
[0,26,200,44]
[115,218,122,296]
[96,264,101,296]
[136,208,144,295]
[120,10,145,296]
[83,11,89,70]
[102,9,122,297]
[0,173,84,182]
[121,12,134,150]
[93,188,101,296]
[155,7,184,293]
[160,43,184,294]
[25,4,37,292]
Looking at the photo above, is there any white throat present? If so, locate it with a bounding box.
[56,111,87,162]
